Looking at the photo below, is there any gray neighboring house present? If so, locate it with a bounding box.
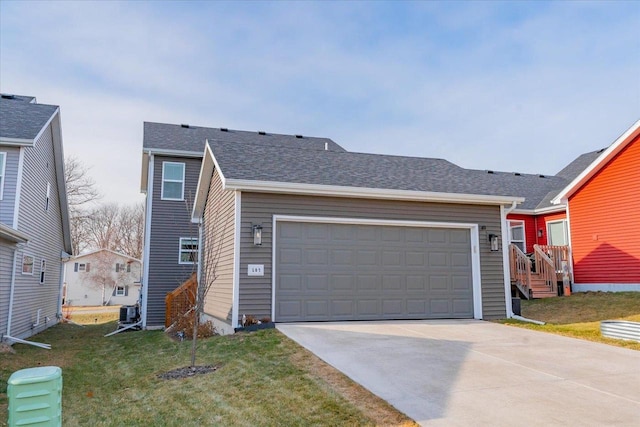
[0,94,72,344]
[140,122,345,328]
[192,139,526,334]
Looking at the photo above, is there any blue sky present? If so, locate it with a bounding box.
[1,1,639,205]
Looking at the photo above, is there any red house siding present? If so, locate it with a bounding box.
[538,211,567,245]
[506,214,537,252]
[569,134,640,284]
[507,212,567,252]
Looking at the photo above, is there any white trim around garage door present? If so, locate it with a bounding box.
[271,215,483,321]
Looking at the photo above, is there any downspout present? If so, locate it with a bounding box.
[502,201,518,318]
[141,151,154,328]
[57,251,72,319]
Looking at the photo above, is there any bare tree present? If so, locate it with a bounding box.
[115,202,145,259]
[190,199,226,367]
[83,250,131,305]
[85,203,121,251]
[65,156,101,254]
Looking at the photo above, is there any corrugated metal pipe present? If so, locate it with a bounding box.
[601,320,640,342]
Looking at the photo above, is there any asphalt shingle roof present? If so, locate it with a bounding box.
[143,122,346,154]
[0,95,58,141]
[147,121,600,207]
[210,140,564,200]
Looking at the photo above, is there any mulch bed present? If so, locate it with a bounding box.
[157,365,220,380]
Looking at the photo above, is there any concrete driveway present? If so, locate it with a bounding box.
[277,320,640,426]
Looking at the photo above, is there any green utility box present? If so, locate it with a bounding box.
[7,366,62,427]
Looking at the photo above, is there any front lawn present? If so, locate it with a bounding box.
[1,322,416,426]
[503,291,640,350]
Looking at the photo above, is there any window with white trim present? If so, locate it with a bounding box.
[179,237,198,264]
[547,220,569,246]
[0,152,6,200]
[74,262,90,272]
[161,162,185,200]
[115,263,130,273]
[115,286,126,297]
[40,259,46,284]
[508,220,526,252]
[22,254,34,275]
[45,182,51,211]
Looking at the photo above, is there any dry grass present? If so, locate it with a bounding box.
[502,291,640,350]
[1,322,416,426]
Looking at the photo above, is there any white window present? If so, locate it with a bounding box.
[161,162,185,200]
[179,237,198,264]
[22,254,34,275]
[40,259,46,284]
[0,152,6,200]
[45,182,51,211]
[508,220,526,253]
[115,286,126,297]
[74,262,90,272]
[547,220,569,246]
[116,263,132,273]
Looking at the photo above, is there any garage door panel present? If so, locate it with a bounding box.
[382,275,403,290]
[276,222,474,321]
[453,299,473,315]
[357,299,379,315]
[430,299,450,314]
[382,250,402,266]
[306,300,329,317]
[280,248,302,264]
[357,275,379,291]
[331,274,353,291]
[406,275,426,291]
[381,227,402,242]
[406,251,425,266]
[452,275,472,291]
[451,252,471,268]
[331,299,354,316]
[280,274,302,291]
[307,275,328,291]
[332,249,353,265]
[407,300,427,314]
[356,250,377,265]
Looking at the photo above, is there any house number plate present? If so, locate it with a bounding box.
[248,264,264,276]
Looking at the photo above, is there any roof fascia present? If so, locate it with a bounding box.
[0,223,29,243]
[552,119,640,204]
[223,179,524,206]
[143,148,203,158]
[50,111,73,254]
[0,137,34,146]
[511,205,566,215]
[191,141,226,221]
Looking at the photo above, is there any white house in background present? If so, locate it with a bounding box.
[64,249,141,306]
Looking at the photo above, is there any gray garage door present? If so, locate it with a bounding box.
[275,221,474,322]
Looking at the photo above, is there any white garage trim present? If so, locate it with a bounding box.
[231,191,241,330]
[271,215,483,321]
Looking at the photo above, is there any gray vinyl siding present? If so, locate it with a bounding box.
[201,168,235,323]
[10,124,65,339]
[240,193,506,320]
[146,155,202,326]
[0,146,21,226]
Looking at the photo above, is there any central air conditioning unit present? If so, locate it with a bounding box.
[119,305,139,324]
